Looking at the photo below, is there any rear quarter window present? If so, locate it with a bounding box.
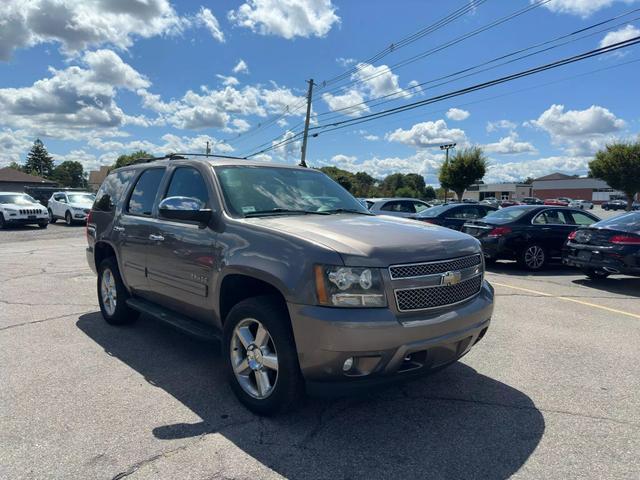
[93,170,135,212]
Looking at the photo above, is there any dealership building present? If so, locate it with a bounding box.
[463,182,533,202]
[531,173,624,204]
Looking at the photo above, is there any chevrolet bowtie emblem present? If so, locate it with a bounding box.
[441,270,462,286]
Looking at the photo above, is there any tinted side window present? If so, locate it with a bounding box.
[94,170,135,212]
[533,210,571,225]
[570,211,597,226]
[127,169,165,216]
[413,201,429,213]
[380,201,400,211]
[164,167,209,207]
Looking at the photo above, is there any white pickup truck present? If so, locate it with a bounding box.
[48,191,95,225]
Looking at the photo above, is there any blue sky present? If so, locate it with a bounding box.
[1,0,639,184]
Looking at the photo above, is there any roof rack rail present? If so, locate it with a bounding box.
[129,152,248,165]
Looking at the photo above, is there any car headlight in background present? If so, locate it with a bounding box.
[314,265,387,307]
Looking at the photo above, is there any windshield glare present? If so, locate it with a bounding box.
[0,194,38,205]
[214,166,368,216]
[67,193,95,203]
[485,206,530,222]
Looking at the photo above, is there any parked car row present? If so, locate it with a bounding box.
[0,191,95,229]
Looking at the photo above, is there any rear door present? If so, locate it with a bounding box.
[145,165,218,321]
[531,209,575,258]
[117,167,166,296]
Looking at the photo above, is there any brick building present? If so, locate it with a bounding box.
[0,167,56,192]
[531,173,623,204]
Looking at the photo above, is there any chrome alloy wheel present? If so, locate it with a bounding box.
[100,268,117,316]
[524,245,545,269]
[230,318,279,399]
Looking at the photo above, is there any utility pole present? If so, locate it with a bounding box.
[206,141,211,155]
[299,79,314,168]
[439,143,456,202]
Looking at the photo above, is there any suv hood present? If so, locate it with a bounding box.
[1,202,43,209]
[245,214,481,267]
[68,202,92,209]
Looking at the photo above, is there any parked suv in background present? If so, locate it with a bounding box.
[86,155,494,415]
[48,191,95,225]
[0,192,49,229]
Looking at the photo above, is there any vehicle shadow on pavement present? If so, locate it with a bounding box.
[487,261,576,277]
[572,277,640,298]
[77,312,544,480]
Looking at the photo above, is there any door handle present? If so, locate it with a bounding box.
[148,234,165,241]
[113,226,125,232]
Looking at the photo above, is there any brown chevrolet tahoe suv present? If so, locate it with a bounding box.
[86,154,494,415]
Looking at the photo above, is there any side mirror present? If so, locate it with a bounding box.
[158,196,213,224]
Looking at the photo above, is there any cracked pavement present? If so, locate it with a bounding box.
[1,223,639,479]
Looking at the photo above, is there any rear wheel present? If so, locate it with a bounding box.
[97,257,138,325]
[0,213,5,229]
[582,268,610,280]
[519,244,546,271]
[223,295,303,416]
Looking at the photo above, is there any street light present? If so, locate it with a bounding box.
[439,143,456,201]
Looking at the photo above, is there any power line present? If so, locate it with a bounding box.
[315,8,640,122]
[245,36,640,157]
[314,0,553,102]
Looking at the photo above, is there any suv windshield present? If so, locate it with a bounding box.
[67,193,95,203]
[214,166,369,217]
[0,194,38,205]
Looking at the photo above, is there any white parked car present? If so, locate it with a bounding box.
[569,199,594,210]
[48,191,95,225]
[0,192,49,229]
[364,197,432,218]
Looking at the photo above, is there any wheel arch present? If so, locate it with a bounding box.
[218,273,288,325]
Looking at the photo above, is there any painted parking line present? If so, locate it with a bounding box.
[491,281,640,320]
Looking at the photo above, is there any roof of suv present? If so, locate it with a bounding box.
[117,154,306,171]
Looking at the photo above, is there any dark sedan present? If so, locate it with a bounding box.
[602,199,627,211]
[411,203,498,230]
[563,212,640,279]
[461,206,600,270]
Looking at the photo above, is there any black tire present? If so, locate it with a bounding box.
[97,257,138,325]
[65,211,73,226]
[222,295,304,416]
[518,244,547,271]
[582,268,610,280]
[0,213,5,229]
[48,209,56,223]
[38,222,48,229]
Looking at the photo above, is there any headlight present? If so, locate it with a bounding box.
[314,265,387,307]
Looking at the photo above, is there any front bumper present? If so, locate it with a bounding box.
[288,280,494,390]
[3,215,48,225]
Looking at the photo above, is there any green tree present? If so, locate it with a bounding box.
[404,173,426,198]
[439,146,487,201]
[24,139,55,177]
[113,150,153,169]
[52,161,87,188]
[7,161,24,172]
[352,171,377,197]
[380,173,405,197]
[318,166,354,192]
[589,141,640,211]
[424,185,436,200]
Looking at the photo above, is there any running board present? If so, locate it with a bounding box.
[126,298,220,342]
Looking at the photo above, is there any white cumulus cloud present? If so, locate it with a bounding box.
[232,59,249,74]
[485,156,591,183]
[386,120,467,148]
[483,133,537,155]
[446,108,470,121]
[0,0,187,61]
[539,0,637,18]
[228,0,340,39]
[486,119,517,132]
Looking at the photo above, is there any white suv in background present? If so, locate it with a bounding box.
[48,191,95,225]
[0,192,49,229]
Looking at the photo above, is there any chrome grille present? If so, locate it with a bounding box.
[389,254,482,279]
[395,275,482,312]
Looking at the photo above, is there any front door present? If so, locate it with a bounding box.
[144,165,217,321]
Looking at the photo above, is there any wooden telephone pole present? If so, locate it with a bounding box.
[299,79,315,168]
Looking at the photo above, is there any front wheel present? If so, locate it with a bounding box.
[519,244,546,271]
[38,222,48,229]
[48,209,56,223]
[65,211,73,226]
[223,295,303,416]
[97,257,138,325]
[0,213,5,229]
[582,268,610,280]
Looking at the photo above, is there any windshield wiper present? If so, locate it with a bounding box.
[321,208,374,215]
[244,208,330,217]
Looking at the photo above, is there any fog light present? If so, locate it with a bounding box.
[342,357,354,372]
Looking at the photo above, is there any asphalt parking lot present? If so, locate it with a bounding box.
[1,210,639,480]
